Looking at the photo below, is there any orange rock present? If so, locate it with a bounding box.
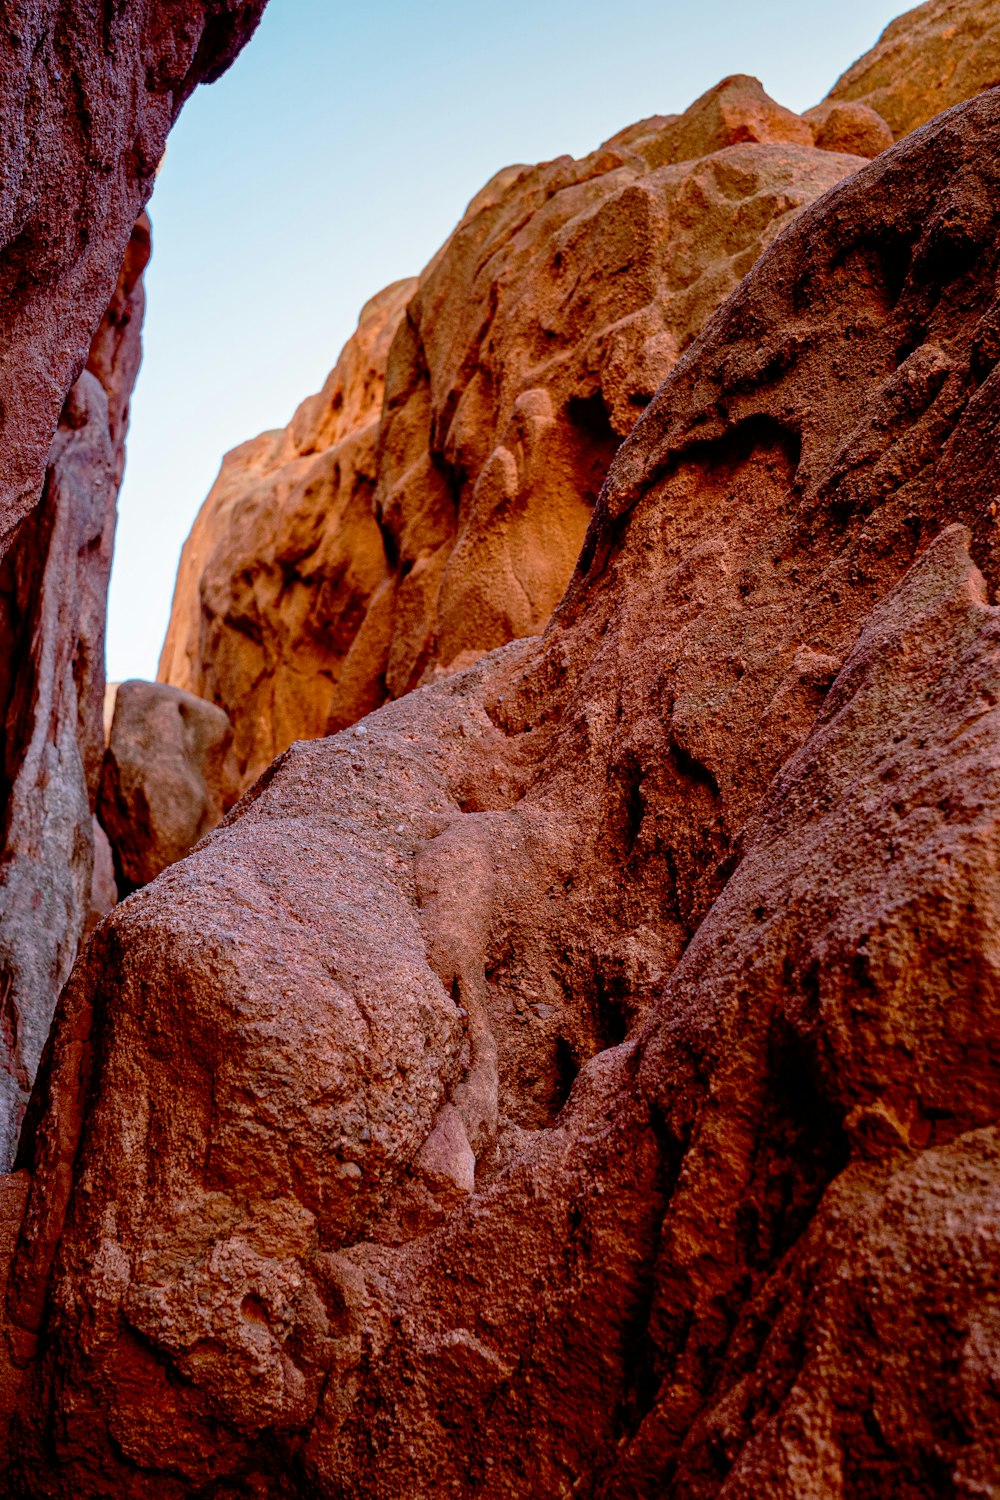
[159,280,414,786]
[824,0,1000,138]
[162,80,863,785]
[10,86,1000,1497]
[802,98,895,157]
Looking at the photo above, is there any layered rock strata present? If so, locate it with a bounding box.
[0,217,149,1170]
[7,82,1000,1498]
[160,76,869,786]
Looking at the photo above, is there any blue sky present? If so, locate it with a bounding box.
[107,0,908,681]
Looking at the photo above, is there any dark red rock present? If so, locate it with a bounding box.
[6,84,1000,1499]
[0,1,267,555]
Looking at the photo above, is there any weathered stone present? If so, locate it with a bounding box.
[824,0,1000,137]
[0,216,149,1169]
[0,2,268,555]
[98,680,239,893]
[159,281,415,786]
[8,82,1000,1499]
[160,80,864,786]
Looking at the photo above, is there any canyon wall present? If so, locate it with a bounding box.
[0,3,269,1163]
[7,73,1000,1499]
[160,77,871,786]
[160,0,1000,794]
[0,217,149,1170]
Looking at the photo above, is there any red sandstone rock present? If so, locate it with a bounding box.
[7,82,1000,1498]
[159,281,415,786]
[824,0,1000,138]
[161,77,862,786]
[0,1,267,555]
[0,217,150,1169]
[98,680,239,893]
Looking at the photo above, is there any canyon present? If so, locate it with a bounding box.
[2,0,1000,1495]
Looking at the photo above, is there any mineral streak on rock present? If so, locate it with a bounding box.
[0,216,150,1172]
[6,77,1000,1497]
[160,74,866,787]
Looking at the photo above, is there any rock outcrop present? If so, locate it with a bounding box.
[8,79,1000,1499]
[0,217,149,1170]
[824,0,1000,137]
[98,680,238,894]
[161,76,866,786]
[159,280,416,785]
[0,0,268,555]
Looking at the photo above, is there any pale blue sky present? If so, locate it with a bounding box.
[108,0,908,680]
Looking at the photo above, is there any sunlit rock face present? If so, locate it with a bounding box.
[823,0,1000,137]
[7,68,1000,1497]
[160,75,869,787]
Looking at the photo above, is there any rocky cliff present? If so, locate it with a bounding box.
[160,76,870,786]
[0,216,149,1171]
[824,0,1000,136]
[6,65,1000,1500]
[160,1,1000,793]
[0,5,268,1169]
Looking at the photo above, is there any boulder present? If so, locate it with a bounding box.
[8,83,1000,1499]
[98,681,239,893]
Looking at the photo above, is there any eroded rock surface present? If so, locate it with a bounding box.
[0,217,150,1170]
[159,280,416,785]
[0,1,268,555]
[824,0,1000,137]
[161,75,864,786]
[7,81,1000,1499]
[98,680,238,894]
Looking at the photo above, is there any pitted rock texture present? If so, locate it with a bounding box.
[160,75,864,787]
[824,0,1000,138]
[0,216,149,1171]
[159,280,416,786]
[0,0,267,555]
[98,679,239,894]
[7,86,1000,1497]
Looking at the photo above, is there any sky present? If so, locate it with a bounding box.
[107,0,908,681]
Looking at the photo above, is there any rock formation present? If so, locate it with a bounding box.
[6,72,1000,1500]
[159,280,416,785]
[824,0,1000,137]
[160,76,868,787]
[98,680,238,894]
[0,0,268,556]
[0,216,149,1171]
[0,0,270,1169]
